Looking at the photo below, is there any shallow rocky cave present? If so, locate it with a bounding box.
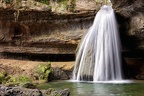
[0,0,144,96]
[0,52,75,61]
[0,0,144,80]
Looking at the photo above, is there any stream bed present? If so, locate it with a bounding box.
[37,80,144,96]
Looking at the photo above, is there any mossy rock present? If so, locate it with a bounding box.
[35,0,49,5]
[34,62,52,81]
[7,75,32,84]
[67,0,76,12]
[0,68,7,84]
[0,71,6,78]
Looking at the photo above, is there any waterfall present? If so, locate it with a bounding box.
[72,5,123,81]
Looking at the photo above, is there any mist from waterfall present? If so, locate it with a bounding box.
[72,5,123,81]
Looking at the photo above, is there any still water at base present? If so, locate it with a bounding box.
[37,80,144,96]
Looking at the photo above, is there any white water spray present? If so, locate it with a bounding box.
[72,5,123,81]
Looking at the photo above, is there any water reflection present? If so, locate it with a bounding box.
[72,83,122,96]
[37,80,144,96]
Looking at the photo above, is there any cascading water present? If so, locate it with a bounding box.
[72,5,123,81]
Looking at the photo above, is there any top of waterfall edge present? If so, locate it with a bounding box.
[101,5,112,11]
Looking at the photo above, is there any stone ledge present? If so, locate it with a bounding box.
[0,46,76,54]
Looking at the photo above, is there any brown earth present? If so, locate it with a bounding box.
[0,58,144,80]
[0,59,74,71]
[0,59,74,83]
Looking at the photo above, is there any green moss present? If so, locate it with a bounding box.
[18,76,32,82]
[7,75,32,83]
[0,68,31,84]
[67,0,76,12]
[3,0,13,4]
[57,0,69,3]
[59,3,68,12]
[55,0,68,12]
[0,70,6,77]
[56,95,61,96]
[8,76,16,83]
[0,70,7,84]
[35,0,49,5]
[34,62,52,81]
[95,0,108,4]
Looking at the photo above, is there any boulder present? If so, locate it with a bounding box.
[50,67,69,80]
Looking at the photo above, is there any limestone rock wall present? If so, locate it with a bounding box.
[112,0,144,80]
[113,0,144,50]
[0,10,95,54]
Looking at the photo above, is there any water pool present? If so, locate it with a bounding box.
[37,80,144,96]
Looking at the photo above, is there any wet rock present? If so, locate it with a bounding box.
[0,85,70,96]
[41,88,70,96]
[57,88,70,96]
[21,82,36,89]
[125,58,144,79]
[50,67,69,80]
[135,63,144,80]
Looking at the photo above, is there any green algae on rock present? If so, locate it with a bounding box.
[34,62,52,81]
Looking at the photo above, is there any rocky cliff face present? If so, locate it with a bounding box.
[112,0,144,79]
[0,0,143,53]
[0,0,144,79]
[0,0,98,56]
[113,0,144,50]
[0,10,95,55]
